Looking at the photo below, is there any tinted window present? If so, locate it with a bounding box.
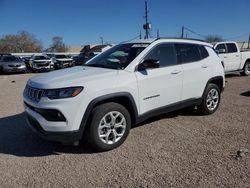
[215,44,226,53]
[175,43,201,63]
[2,56,19,62]
[144,44,177,67]
[55,55,67,59]
[226,43,238,53]
[198,46,209,59]
[85,43,148,69]
[34,56,49,60]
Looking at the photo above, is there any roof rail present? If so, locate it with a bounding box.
[156,37,206,42]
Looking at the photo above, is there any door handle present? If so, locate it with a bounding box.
[201,65,208,68]
[224,56,227,58]
[236,55,239,57]
[171,70,181,74]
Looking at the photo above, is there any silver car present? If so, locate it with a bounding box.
[0,55,27,73]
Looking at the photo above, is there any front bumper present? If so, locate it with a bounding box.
[23,90,89,143]
[55,61,73,69]
[33,65,54,71]
[26,112,81,143]
[3,66,26,73]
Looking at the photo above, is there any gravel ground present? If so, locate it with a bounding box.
[0,73,249,188]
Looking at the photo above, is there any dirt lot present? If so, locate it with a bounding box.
[0,73,249,188]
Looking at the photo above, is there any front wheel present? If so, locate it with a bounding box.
[88,103,131,152]
[198,83,221,115]
[240,61,250,76]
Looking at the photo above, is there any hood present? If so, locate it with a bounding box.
[2,61,24,65]
[28,66,118,89]
[56,58,73,61]
[34,60,51,63]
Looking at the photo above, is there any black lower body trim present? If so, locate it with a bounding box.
[136,98,202,124]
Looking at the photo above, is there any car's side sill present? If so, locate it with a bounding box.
[136,98,202,124]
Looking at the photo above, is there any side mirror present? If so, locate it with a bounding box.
[216,49,226,54]
[138,59,160,71]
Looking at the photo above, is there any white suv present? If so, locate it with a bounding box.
[23,38,225,151]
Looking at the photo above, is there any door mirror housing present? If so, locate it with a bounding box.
[216,49,226,54]
[138,59,160,71]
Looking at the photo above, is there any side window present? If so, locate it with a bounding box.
[215,44,226,53]
[198,46,209,59]
[144,44,177,67]
[175,43,201,64]
[226,43,238,53]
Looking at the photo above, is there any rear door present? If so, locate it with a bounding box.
[175,43,212,100]
[225,43,241,71]
[215,43,241,71]
[135,43,183,115]
[215,43,228,71]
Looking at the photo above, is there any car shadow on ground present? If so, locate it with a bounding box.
[240,91,250,97]
[0,109,201,157]
[0,112,94,157]
[225,73,241,78]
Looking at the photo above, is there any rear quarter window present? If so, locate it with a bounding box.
[226,43,238,53]
[175,43,201,64]
[198,46,209,59]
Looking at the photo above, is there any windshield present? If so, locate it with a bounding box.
[85,43,149,69]
[55,55,67,59]
[2,56,20,62]
[34,56,49,60]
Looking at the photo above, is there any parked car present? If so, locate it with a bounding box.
[214,41,250,76]
[30,55,54,72]
[72,53,87,65]
[23,38,225,151]
[0,53,11,57]
[73,53,97,65]
[52,54,74,69]
[0,55,26,73]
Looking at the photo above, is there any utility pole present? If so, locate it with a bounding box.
[143,0,151,39]
[181,26,184,38]
[100,37,104,45]
[157,29,160,39]
[248,34,250,49]
[140,30,142,39]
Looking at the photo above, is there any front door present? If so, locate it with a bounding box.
[135,43,183,115]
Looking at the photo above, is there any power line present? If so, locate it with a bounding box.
[183,26,206,38]
[225,32,250,40]
[120,35,141,43]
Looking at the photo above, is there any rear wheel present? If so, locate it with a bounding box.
[198,83,221,115]
[88,103,131,151]
[240,61,250,76]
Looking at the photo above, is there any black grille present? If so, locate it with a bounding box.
[9,64,21,67]
[25,86,44,102]
[24,102,66,122]
[36,62,49,67]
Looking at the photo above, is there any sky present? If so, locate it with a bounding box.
[0,0,250,48]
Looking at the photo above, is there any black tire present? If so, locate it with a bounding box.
[198,83,221,115]
[88,102,131,152]
[240,61,250,76]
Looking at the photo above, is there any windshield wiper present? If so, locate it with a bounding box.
[84,64,119,70]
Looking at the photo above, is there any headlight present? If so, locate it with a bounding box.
[44,87,83,99]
